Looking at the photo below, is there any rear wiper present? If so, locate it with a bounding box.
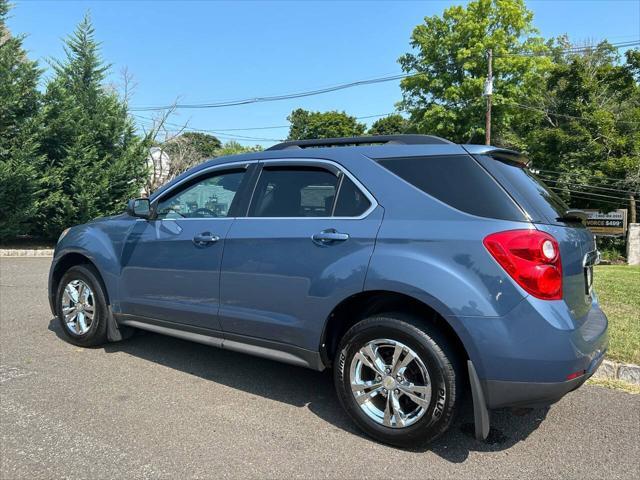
[556,209,587,223]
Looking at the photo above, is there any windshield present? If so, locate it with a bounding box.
[474,155,577,226]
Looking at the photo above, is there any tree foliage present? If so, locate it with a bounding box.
[367,114,409,136]
[287,108,366,140]
[176,132,221,158]
[0,0,42,240]
[215,140,263,156]
[398,0,551,145]
[35,14,149,239]
[524,43,640,212]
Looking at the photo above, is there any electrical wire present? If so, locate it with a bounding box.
[129,40,639,112]
[547,186,632,201]
[536,176,637,195]
[133,112,397,133]
[508,102,640,125]
[533,168,634,184]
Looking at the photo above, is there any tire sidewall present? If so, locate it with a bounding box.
[56,265,108,346]
[334,317,457,446]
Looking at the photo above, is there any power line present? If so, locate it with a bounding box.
[509,102,640,125]
[559,193,628,207]
[547,186,632,201]
[533,168,634,184]
[537,176,638,195]
[136,120,283,142]
[128,40,639,113]
[133,112,396,133]
[130,74,411,112]
[494,40,640,57]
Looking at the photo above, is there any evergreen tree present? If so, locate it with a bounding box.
[37,13,148,239]
[0,0,42,240]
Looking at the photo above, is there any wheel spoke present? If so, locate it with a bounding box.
[354,385,384,406]
[398,383,431,408]
[65,284,79,303]
[391,349,416,376]
[389,390,406,427]
[383,394,392,426]
[351,380,382,394]
[358,344,386,375]
[390,344,403,373]
[77,311,87,332]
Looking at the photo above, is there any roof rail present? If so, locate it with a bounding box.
[266,134,453,151]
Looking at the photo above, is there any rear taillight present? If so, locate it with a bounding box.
[483,229,563,300]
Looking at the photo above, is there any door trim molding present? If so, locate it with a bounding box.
[116,314,325,371]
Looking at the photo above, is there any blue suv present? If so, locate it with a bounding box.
[49,135,608,447]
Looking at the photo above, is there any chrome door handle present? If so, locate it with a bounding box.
[193,232,220,246]
[312,229,350,246]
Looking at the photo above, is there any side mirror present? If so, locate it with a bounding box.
[127,198,151,219]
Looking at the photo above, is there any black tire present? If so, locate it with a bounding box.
[55,264,109,347]
[334,314,461,447]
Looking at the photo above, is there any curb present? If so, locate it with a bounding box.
[593,359,640,385]
[0,249,54,257]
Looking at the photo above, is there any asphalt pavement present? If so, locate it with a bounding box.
[1,257,639,479]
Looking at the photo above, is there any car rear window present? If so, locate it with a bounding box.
[375,155,527,221]
[473,155,574,225]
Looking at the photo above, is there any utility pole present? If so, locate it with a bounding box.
[484,48,493,146]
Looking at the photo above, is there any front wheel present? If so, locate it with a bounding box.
[334,315,460,447]
[56,264,109,347]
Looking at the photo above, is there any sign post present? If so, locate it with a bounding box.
[583,209,628,237]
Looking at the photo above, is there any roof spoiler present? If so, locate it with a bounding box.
[266,134,454,151]
[462,145,529,166]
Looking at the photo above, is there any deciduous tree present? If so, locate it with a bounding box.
[367,114,409,136]
[525,43,640,215]
[287,109,366,140]
[398,0,551,146]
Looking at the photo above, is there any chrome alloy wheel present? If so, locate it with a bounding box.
[349,339,431,428]
[61,279,95,335]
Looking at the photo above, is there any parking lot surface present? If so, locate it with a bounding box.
[1,257,639,479]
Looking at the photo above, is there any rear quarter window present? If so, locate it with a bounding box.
[375,155,527,221]
[473,155,576,226]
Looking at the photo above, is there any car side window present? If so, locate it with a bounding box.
[334,176,371,217]
[249,167,339,217]
[156,169,245,219]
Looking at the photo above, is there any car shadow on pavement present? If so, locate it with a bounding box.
[49,319,548,462]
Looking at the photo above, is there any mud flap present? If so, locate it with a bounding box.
[106,306,131,342]
[468,360,490,441]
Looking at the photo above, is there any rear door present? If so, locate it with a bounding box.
[219,159,383,351]
[474,154,597,319]
[119,164,255,331]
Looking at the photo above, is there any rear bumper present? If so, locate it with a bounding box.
[456,295,608,408]
[482,349,605,408]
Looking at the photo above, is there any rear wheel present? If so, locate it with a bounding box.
[56,265,109,347]
[334,314,460,447]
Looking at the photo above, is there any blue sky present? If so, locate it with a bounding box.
[8,0,640,147]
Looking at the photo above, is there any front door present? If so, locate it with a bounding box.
[119,166,251,331]
[219,161,383,351]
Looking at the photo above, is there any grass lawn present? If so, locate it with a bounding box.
[594,265,640,364]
